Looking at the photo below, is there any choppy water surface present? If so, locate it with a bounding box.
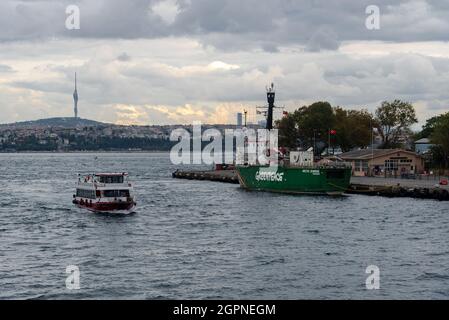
[0,153,448,299]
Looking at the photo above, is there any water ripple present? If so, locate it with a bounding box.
[0,152,448,299]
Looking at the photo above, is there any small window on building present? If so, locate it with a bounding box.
[385,159,399,171]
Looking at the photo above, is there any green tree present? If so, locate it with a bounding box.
[430,112,449,169]
[296,101,335,153]
[275,113,298,148]
[375,100,418,148]
[276,102,375,153]
[334,108,374,152]
[416,114,445,140]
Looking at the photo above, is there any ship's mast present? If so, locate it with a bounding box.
[256,83,277,130]
[266,83,275,130]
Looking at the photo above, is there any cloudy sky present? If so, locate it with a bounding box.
[1,0,449,126]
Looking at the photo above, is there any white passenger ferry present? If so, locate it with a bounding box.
[73,172,136,213]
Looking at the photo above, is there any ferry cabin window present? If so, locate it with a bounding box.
[76,189,95,199]
[98,176,124,184]
[103,190,130,198]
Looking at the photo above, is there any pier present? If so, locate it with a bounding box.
[172,169,239,184]
[172,169,449,201]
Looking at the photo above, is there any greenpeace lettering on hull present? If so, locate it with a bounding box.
[255,169,284,182]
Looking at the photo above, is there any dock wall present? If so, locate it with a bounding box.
[172,169,449,201]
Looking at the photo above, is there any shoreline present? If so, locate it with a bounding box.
[173,169,449,201]
[0,150,171,154]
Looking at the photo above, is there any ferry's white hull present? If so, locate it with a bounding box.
[74,199,136,213]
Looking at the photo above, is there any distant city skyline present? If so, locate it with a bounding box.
[1,1,449,128]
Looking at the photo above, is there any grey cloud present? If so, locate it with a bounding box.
[2,41,449,125]
[11,80,72,94]
[426,100,449,111]
[2,0,449,52]
[0,64,14,72]
[305,27,340,52]
[11,40,449,112]
[261,43,279,53]
[2,1,449,125]
[117,52,131,61]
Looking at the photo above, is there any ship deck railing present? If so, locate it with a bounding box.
[76,180,131,187]
[287,162,353,169]
[237,161,352,169]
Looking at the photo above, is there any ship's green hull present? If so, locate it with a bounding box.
[236,165,351,195]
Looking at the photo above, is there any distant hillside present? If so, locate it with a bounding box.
[0,117,110,128]
[0,117,260,129]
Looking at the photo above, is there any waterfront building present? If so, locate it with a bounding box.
[338,149,424,177]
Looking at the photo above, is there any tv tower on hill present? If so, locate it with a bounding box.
[73,72,78,118]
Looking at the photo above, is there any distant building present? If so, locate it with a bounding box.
[414,138,433,154]
[258,119,266,128]
[237,113,243,126]
[338,149,424,176]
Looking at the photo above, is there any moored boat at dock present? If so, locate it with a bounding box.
[236,162,352,196]
[235,84,352,195]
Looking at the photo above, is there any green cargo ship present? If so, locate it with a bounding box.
[235,84,352,195]
[236,165,352,195]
